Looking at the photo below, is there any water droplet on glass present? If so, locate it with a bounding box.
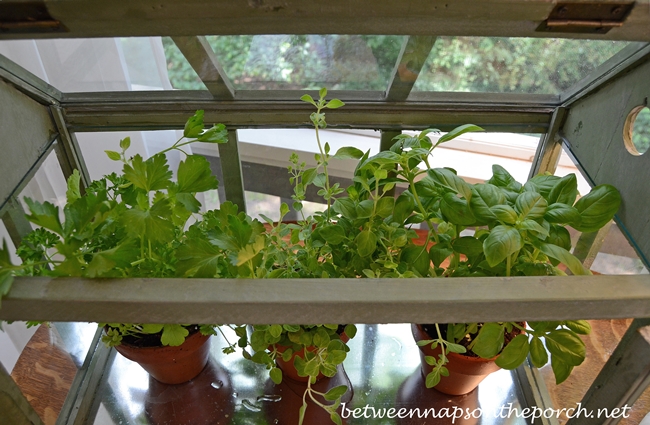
[257,394,282,403]
[232,391,238,398]
[242,399,262,412]
[274,420,279,424]
[211,380,223,389]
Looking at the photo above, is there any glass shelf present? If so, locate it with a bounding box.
[91,324,528,425]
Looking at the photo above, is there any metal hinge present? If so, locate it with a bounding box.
[537,2,634,34]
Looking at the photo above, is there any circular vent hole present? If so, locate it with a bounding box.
[624,105,650,155]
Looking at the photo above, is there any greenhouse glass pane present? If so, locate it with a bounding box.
[413,37,630,94]
[0,37,202,92]
[206,35,405,90]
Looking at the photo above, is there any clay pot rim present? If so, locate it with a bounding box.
[109,326,209,352]
[413,324,500,362]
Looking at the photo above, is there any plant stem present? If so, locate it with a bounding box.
[314,115,332,222]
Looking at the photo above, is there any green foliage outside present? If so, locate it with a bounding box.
[632,107,650,154]
[161,35,628,94]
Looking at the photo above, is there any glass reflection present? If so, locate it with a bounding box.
[92,324,529,425]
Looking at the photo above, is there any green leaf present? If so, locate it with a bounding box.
[488,165,522,191]
[319,87,327,98]
[235,235,265,267]
[425,370,442,388]
[471,323,504,358]
[298,402,307,425]
[105,150,121,161]
[519,219,549,239]
[356,200,374,219]
[401,245,430,276]
[269,324,283,338]
[197,123,228,143]
[436,124,484,147]
[546,225,572,251]
[175,193,201,213]
[184,110,205,138]
[573,184,621,232]
[176,236,222,278]
[24,198,63,236]
[161,324,189,346]
[141,324,164,334]
[451,236,483,257]
[330,412,343,425]
[565,320,592,335]
[318,225,347,246]
[313,328,330,348]
[0,239,14,268]
[490,205,518,225]
[551,355,574,384]
[469,183,505,223]
[548,174,578,205]
[446,342,467,354]
[300,94,316,106]
[177,155,219,193]
[120,136,131,150]
[324,385,348,401]
[333,146,364,160]
[66,169,81,204]
[326,99,345,109]
[544,203,581,226]
[524,174,561,199]
[122,198,175,243]
[392,192,415,224]
[545,329,586,366]
[123,154,172,192]
[515,191,548,220]
[270,367,282,385]
[495,334,529,369]
[440,192,476,226]
[529,336,549,368]
[428,168,472,200]
[429,245,452,268]
[356,230,377,257]
[344,324,357,339]
[375,196,395,218]
[538,242,590,275]
[483,225,522,267]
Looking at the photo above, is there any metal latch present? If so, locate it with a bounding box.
[536,2,634,34]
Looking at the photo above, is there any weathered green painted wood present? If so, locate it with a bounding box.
[567,320,650,425]
[218,130,246,212]
[385,36,436,102]
[0,54,61,105]
[0,79,58,214]
[50,106,90,191]
[55,333,114,425]
[170,36,235,100]
[0,363,45,425]
[1,198,33,248]
[514,361,559,425]
[1,275,650,324]
[61,97,553,133]
[1,0,649,41]
[560,57,650,268]
[572,222,613,270]
[529,107,567,178]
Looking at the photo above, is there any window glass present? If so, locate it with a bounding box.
[413,37,629,94]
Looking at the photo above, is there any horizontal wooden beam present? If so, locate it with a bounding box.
[0,0,649,41]
[61,92,553,132]
[1,275,649,324]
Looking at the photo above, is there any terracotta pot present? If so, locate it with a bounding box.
[113,330,211,385]
[145,360,234,425]
[412,324,500,395]
[395,367,480,425]
[263,364,353,425]
[274,331,350,383]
